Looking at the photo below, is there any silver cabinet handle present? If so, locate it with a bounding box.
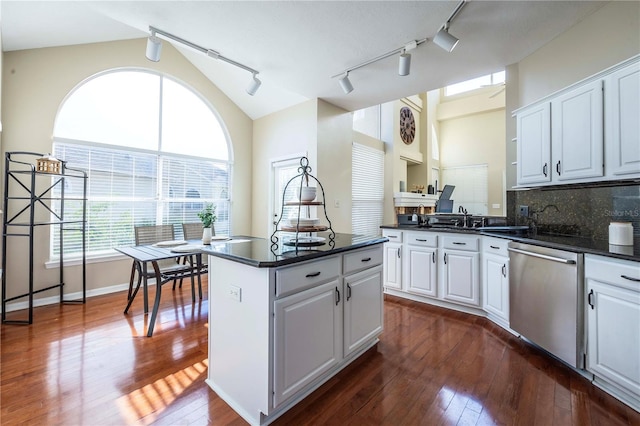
[361,257,371,262]
[444,253,447,264]
[508,247,576,264]
[490,245,500,250]
[335,287,340,305]
[388,235,398,239]
[502,264,507,277]
[397,248,401,258]
[452,242,466,245]
[432,251,435,263]
[305,271,321,278]
[416,238,427,242]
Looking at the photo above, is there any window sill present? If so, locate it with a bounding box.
[45,251,129,269]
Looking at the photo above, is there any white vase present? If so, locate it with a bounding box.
[202,227,212,244]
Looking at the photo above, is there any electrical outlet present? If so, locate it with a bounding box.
[518,205,529,217]
[227,285,241,302]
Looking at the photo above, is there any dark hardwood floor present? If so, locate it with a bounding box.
[1,278,638,425]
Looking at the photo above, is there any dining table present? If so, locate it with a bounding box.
[115,240,205,337]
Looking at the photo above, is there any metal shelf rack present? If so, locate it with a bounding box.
[2,151,87,324]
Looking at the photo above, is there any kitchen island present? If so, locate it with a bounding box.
[200,233,386,425]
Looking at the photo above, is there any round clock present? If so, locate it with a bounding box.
[399,106,416,145]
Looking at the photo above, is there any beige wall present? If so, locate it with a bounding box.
[506,1,640,188]
[1,38,253,303]
[252,99,317,238]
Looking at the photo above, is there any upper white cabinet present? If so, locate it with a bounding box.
[516,103,551,185]
[515,55,639,187]
[605,61,640,177]
[551,80,604,181]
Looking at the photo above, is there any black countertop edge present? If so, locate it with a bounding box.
[381,225,640,262]
[199,234,388,268]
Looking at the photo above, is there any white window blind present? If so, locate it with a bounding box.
[51,69,231,257]
[352,142,384,236]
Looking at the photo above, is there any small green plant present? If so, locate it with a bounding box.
[197,203,217,228]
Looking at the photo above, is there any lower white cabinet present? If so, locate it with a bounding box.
[343,265,383,357]
[441,235,480,307]
[273,279,342,407]
[585,254,640,409]
[382,230,402,290]
[482,237,510,324]
[404,232,438,297]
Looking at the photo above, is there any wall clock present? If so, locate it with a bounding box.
[399,106,416,145]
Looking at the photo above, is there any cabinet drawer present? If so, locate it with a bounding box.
[343,246,383,275]
[276,256,341,298]
[406,232,438,247]
[382,229,403,243]
[585,254,640,292]
[482,236,510,256]
[442,235,479,251]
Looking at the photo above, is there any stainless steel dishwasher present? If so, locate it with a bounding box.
[508,241,585,369]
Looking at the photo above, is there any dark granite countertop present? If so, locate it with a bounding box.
[200,233,388,268]
[381,224,640,262]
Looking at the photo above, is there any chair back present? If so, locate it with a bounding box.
[182,223,205,241]
[134,224,175,246]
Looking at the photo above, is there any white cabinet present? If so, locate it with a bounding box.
[273,279,342,407]
[343,265,383,357]
[441,235,480,307]
[382,230,402,290]
[585,254,640,411]
[551,80,604,181]
[605,61,640,178]
[516,103,551,185]
[482,237,509,325]
[404,232,437,297]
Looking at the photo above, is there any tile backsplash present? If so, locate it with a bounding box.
[506,183,640,241]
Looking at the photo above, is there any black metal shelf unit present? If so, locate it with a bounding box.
[2,151,88,324]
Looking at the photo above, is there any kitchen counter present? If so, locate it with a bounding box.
[199,232,388,267]
[381,224,640,261]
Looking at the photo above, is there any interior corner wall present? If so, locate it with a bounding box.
[252,99,318,238]
[1,38,253,302]
[316,100,353,234]
[517,1,640,107]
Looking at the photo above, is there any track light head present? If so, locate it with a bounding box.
[398,52,411,76]
[433,27,459,52]
[146,34,162,62]
[339,73,354,94]
[246,73,262,96]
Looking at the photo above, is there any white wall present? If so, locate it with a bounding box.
[506,1,640,188]
[252,99,317,238]
[1,38,253,302]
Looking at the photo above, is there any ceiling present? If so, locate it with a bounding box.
[1,1,607,120]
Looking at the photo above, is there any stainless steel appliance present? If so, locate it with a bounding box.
[508,241,585,369]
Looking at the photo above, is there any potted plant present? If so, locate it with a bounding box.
[197,203,217,244]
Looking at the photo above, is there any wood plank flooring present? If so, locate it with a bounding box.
[1,280,638,425]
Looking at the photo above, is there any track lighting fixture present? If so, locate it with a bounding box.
[246,73,262,96]
[434,0,466,53]
[145,30,162,62]
[145,26,261,95]
[339,73,354,94]
[333,39,425,94]
[398,51,411,76]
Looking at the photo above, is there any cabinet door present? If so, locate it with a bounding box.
[483,254,509,321]
[273,279,342,407]
[605,61,640,177]
[551,80,604,181]
[517,103,551,185]
[587,280,640,398]
[344,266,383,357]
[442,250,479,306]
[405,245,437,297]
[383,243,402,290]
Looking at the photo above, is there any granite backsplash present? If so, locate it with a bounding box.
[506,183,640,242]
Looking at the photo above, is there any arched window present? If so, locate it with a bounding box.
[52,69,232,257]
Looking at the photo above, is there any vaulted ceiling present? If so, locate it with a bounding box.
[1,1,607,119]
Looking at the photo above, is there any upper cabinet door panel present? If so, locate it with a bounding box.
[516,103,551,185]
[551,80,604,181]
[605,61,640,177]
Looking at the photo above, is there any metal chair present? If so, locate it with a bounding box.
[179,223,209,289]
[125,224,201,315]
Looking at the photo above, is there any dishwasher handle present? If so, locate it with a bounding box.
[508,247,576,264]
